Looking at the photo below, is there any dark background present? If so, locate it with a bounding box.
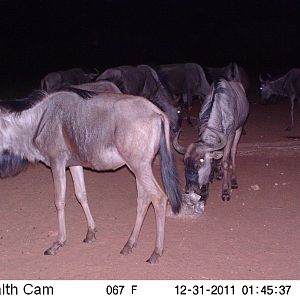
[0,0,299,93]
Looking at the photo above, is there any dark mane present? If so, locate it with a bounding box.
[153,65,176,100]
[0,90,48,115]
[199,78,226,127]
[60,86,98,99]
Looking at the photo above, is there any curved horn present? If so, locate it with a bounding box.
[173,129,187,154]
[198,127,227,152]
[266,72,272,79]
[259,73,264,82]
[207,127,227,151]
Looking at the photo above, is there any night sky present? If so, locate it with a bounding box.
[1,0,300,90]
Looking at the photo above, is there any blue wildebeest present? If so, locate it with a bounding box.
[259,68,300,131]
[70,80,122,94]
[97,64,182,134]
[154,63,211,125]
[173,78,249,211]
[0,89,182,263]
[41,67,99,92]
[206,62,249,92]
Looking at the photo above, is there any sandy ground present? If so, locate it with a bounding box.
[0,87,300,280]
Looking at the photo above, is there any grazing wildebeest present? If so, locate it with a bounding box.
[154,63,211,125]
[97,64,182,133]
[259,68,300,131]
[0,89,182,263]
[41,67,99,92]
[206,62,249,92]
[173,78,249,210]
[70,80,122,94]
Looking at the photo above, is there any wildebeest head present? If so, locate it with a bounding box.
[138,64,183,133]
[174,127,226,198]
[259,74,275,101]
[0,90,47,177]
[41,68,99,93]
[168,105,182,133]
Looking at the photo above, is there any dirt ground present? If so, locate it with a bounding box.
[1,86,300,280]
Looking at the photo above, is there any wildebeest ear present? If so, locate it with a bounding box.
[208,151,223,160]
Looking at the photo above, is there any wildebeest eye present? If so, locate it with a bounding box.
[199,158,204,164]
[260,87,263,90]
[177,109,181,114]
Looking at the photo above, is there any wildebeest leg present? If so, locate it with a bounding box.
[121,169,166,264]
[147,186,167,264]
[221,135,235,201]
[44,162,67,255]
[69,166,96,243]
[183,93,193,126]
[212,158,223,180]
[230,128,242,189]
[120,177,152,256]
[286,95,296,131]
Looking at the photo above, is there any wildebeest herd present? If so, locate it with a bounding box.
[0,62,299,263]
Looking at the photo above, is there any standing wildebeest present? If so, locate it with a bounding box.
[0,89,182,263]
[206,62,249,92]
[97,64,182,133]
[259,68,300,131]
[155,63,211,125]
[174,78,249,209]
[41,67,99,92]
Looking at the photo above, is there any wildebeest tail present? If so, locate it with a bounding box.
[159,119,182,214]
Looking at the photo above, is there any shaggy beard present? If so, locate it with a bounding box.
[0,150,28,178]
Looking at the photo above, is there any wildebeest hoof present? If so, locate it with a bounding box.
[83,229,96,243]
[120,243,135,255]
[44,241,64,255]
[222,191,231,201]
[83,228,97,243]
[44,248,56,255]
[146,251,162,264]
[231,179,238,189]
